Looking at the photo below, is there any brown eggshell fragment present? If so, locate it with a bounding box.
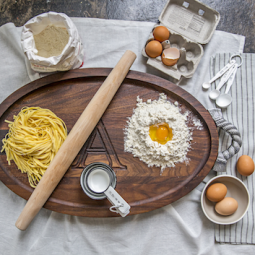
[237,155,254,176]
[215,197,238,216]
[145,40,163,58]
[206,183,227,202]
[153,26,170,42]
[161,48,180,66]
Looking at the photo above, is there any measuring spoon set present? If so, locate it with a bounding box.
[202,55,242,108]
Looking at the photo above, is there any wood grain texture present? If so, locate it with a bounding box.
[0,68,219,218]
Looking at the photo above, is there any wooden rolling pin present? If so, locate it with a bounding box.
[15,50,137,230]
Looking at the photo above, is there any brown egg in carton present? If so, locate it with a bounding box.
[142,0,220,81]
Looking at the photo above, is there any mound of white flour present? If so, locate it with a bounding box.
[124,93,192,172]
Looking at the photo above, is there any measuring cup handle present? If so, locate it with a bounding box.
[208,108,242,172]
[104,186,130,217]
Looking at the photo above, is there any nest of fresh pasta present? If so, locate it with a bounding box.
[1,107,67,188]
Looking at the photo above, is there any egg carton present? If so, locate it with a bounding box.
[142,0,220,80]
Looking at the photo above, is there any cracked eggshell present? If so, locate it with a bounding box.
[161,47,180,66]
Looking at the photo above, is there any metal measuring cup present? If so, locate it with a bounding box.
[80,162,130,217]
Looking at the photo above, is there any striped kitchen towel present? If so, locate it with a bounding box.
[210,53,255,244]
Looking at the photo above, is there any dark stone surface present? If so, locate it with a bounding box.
[0,0,254,53]
[0,0,107,25]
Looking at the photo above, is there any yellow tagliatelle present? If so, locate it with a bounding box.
[1,107,67,188]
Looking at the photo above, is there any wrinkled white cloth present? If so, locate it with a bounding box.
[1,18,254,254]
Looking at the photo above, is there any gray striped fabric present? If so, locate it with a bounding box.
[210,53,255,244]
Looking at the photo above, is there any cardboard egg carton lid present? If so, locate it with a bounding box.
[159,0,220,44]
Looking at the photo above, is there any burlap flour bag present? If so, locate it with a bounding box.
[21,12,85,72]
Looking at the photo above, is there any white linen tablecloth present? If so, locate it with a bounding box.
[1,18,254,254]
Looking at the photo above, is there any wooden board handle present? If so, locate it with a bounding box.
[15,50,137,230]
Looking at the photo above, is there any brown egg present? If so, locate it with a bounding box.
[215,197,238,216]
[145,40,163,58]
[153,26,170,42]
[161,48,180,66]
[206,183,227,202]
[237,155,254,176]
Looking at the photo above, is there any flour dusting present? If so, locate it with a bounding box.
[185,110,204,130]
[124,94,193,172]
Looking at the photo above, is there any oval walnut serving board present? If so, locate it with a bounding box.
[0,69,218,217]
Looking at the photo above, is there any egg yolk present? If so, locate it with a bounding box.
[149,123,173,144]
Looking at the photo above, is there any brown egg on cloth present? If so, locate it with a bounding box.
[206,183,227,202]
[161,48,180,66]
[145,40,163,58]
[153,26,170,42]
[215,197,238,216]
[237,155,254,176]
